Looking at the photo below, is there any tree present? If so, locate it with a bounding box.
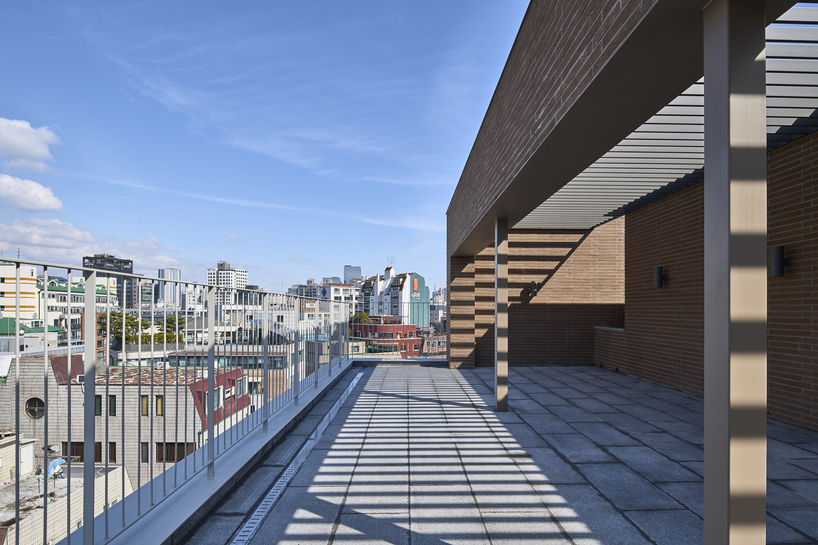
[98,311,147,345]
[159,316,185,335]
[351,311,372,324]
[97,312,183,345]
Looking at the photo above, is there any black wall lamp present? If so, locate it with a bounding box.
[530,281,538,296]
[771,245,792,277]
[654,266,668,288]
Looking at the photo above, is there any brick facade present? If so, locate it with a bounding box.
[448,0,654,255]
[595,132,818,431]
[449,218,625,368]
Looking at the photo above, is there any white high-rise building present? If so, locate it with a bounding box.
[157,268,182,307]
[206,262,248,305]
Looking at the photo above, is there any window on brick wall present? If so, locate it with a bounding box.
[141,395,149,416]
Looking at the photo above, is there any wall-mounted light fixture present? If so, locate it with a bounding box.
[530,281,538,296]
[654,266,668,288]
[771,245,792,277]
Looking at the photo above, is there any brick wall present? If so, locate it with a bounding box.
[768,132,818,430]
[447,256,476,368]
[450,218,625,368]
[594,131,818,431]
[448,0,655,255]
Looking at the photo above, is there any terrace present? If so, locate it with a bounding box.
[4,0,818,543]
[181,363,818,544]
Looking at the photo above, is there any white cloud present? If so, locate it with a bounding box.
[0,118,61,172]
[0,218,199,276]
[0,174,63,212]
[0,218,94,249]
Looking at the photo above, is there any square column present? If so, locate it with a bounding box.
[703,1,767,543]
[495,218,509,411]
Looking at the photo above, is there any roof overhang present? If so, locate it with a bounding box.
[450,0,798,257]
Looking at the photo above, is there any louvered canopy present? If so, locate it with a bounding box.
[515,5,818,230]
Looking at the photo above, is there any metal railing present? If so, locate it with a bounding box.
[0,258,351,544]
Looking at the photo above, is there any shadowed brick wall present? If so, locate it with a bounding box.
[449,218,624,368]
[595,131,818,431]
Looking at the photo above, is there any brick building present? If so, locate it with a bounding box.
[446,1,818,542]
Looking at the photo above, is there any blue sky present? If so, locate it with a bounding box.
[0,1,527,291]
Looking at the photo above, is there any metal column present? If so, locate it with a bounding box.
[703,1,767,543]
[495,217,509,411]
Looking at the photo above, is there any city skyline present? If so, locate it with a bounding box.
[0,2,528,291]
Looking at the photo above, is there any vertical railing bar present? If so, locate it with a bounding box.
[162,292,167,497]
[137,279,142,515]
[206,286,215,478]
[195,286,200,472]
[14,263,20,545]
[149,293,155,505]
[104,273,111,538]
[175,285,181,487]
[117,276,127,528]
[66,267,72,542]
[83,268,97,545]
[120,278,127,528]
[42,266,49,545]
[262,293,269,433]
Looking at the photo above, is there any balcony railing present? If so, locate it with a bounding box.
[0,258,352,545]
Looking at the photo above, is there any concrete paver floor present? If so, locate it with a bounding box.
[185,364,818,544]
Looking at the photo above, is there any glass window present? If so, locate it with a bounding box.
[141,395,149,416]
[109,442,117,463]
[109,395,116,416]
[156,395,164,416]
[94,395,102,416]
[141,442,149,463]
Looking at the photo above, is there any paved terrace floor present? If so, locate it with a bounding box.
[184,364,818,544]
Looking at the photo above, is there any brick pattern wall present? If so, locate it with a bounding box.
[450,218,625,368]
[594,131,818,431]
[447,256,476,368]
[448,0,655,254]
[622,184,705,393]
[768,131,818,430]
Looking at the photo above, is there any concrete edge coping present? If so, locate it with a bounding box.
[66,358,355,545]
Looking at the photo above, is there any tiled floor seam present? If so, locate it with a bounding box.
[327,372,383,545]
[464,368,660,544]
[451,368,591,544]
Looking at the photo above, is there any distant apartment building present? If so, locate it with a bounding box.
[343,265,362,284]
[206,262,248,305]
[157,268,183,307]
[83,253,135,309]
[288,279,320,299]
[0,263,37,321]
[319,282,360,312]
[430,286,447,332]
[360,267,430,328]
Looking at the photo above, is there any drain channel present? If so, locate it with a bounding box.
[230,371,364,544]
